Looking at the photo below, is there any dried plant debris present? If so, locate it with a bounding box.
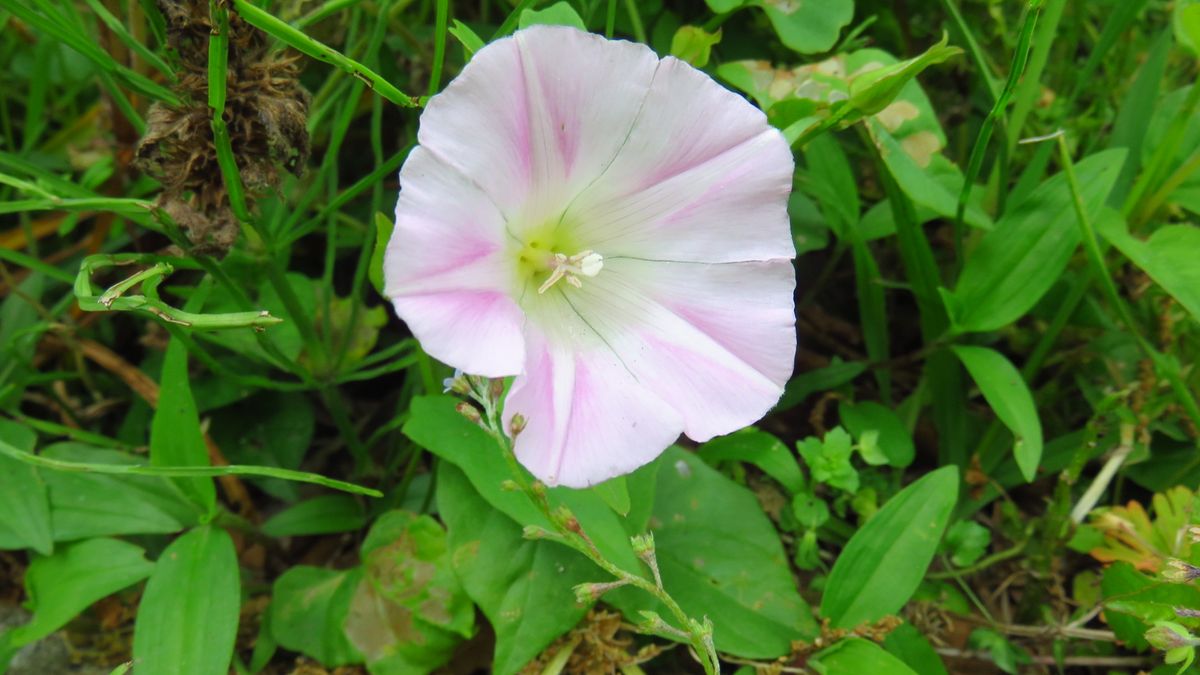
[134,0,311,255]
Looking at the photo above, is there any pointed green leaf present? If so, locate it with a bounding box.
[820,466,958,628]
[133,526,240,675]
[150,339,216,513]
[952,346,1042,482]
[1099,219,1200,322]
[946,150,1125,332]
[9,538,154,647]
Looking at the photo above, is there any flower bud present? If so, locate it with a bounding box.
[523,525,557,540]
[573,579,629,603]
[1145,621,1194,651]
[631,533,655,556]
[455,401,482,424]
[509,414,527,438]
[1163,559,1200,584]
[442,370,471,395]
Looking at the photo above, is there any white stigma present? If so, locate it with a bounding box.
[537,250,604,294]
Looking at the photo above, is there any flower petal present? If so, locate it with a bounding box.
[391,291,526,378]
[565,265,794,442]
[384,147,525,376]
[417,25,660,228]
[503,296,683,488]
[564,57,795,263]
[607,257,797,386]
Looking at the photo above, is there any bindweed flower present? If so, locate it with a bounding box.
[384,25,796,487]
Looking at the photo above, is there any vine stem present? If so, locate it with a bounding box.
[465,380,720,675]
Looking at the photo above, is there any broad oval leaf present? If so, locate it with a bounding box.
[952,346,1042,482]
[133,525,240,675]
[404,396,641,575]
[608,448,818,658]
[820,466,958,628]
[759,0,853,54]
[270,566,363,666]
[437,463,593,675]
[343,510,474,674]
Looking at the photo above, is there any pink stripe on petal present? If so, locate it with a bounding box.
[504,307,682,488]
[391,291,525,377]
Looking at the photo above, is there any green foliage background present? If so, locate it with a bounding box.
[0,0,1199,673]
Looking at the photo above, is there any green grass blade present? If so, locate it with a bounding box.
[231,0,419,107]
[0,437,381,497]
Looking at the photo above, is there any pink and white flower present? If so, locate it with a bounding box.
[384,25,796,487]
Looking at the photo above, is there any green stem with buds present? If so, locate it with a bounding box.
[460,379,721,675]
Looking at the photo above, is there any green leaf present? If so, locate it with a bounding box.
[883,623,949,675]
[1175,0,1200,56]
[697,428,805,493]
[810,638,921,675]
[208,390,316,502]
[0,273,45,408]
[945,150,1125,332]
[404,396,641,574]
[757,0,853,54]
[0,420,52,554]
[39,443,198,541]
[952,346,1042,482]
[848,35,962,117]
[518,1,586,30]
[344,511,474,674]
[802,133,859,238]
[133,526,240,675]
[261,494,367,538]
[1102,562,1200,648]
[820,466,958,629]
[1099,220,1200,322]
[448,19,486,57]
[839,401,915,468]
[270,566,363,666]
[369,212,393,296]
[868,122,992,230]
[592,475,631,516]
[8,538,154,647]
[437,463,593,675]
[778,360,866,411]
[609,448,818,658]
[150,338,216,513]
[669,25,721,67]
[797,428,859,493]
[944,520,991,567]
[967,628,1030,674]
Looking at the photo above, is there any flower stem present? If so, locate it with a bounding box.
[468,382,720,675]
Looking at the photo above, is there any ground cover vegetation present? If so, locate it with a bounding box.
[1,0,1200,673]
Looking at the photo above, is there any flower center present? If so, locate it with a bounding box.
[534,250,603,294]
[515,232,603,295]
